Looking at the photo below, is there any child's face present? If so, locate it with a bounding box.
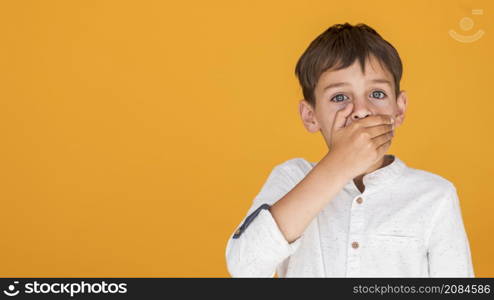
[299,55,407,148]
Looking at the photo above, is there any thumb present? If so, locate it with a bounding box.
[332,103,353,130]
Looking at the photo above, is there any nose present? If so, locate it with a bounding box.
[351,112,371,121]
[345,100,372,126]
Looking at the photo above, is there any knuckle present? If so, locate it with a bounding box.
[360,130,371,139]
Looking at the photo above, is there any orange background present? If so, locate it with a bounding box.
[0,0,492,277]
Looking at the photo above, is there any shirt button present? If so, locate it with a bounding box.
[356,197,363,204]
[351,241,359,249]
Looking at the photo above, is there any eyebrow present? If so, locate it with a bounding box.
[369,79,392,86]
[323,78,392,91]
[323,82,349,91]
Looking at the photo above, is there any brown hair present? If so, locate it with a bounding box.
[294,23,403,108]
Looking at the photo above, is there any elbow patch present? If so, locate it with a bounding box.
[232,203,271,239]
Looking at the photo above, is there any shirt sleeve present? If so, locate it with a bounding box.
[425,184,475,277]
[225,163,303,277]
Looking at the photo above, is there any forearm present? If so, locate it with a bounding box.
[270,152,353,243]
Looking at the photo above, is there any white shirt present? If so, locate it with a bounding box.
[225,154,475,277]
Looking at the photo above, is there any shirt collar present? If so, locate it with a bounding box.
[343,154,407,195]
[310,154,407,195]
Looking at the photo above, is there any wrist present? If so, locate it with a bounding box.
[320,152,355,183]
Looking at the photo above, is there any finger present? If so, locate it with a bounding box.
[359,114,394,128]
[367,124,393,139]
[332,103,353,130]
[372,130,393,148]
[377,139,392,155]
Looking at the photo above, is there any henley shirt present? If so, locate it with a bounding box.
[225,154,475,277]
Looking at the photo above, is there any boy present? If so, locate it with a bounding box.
[225,23,474,277]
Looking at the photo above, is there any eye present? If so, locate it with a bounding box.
[331,94,349,102]
[370,90,387,99]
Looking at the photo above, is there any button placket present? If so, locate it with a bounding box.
[346,195,365,277]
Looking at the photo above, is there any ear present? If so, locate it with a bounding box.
[299,99,320,133]
[394,90,407,128]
